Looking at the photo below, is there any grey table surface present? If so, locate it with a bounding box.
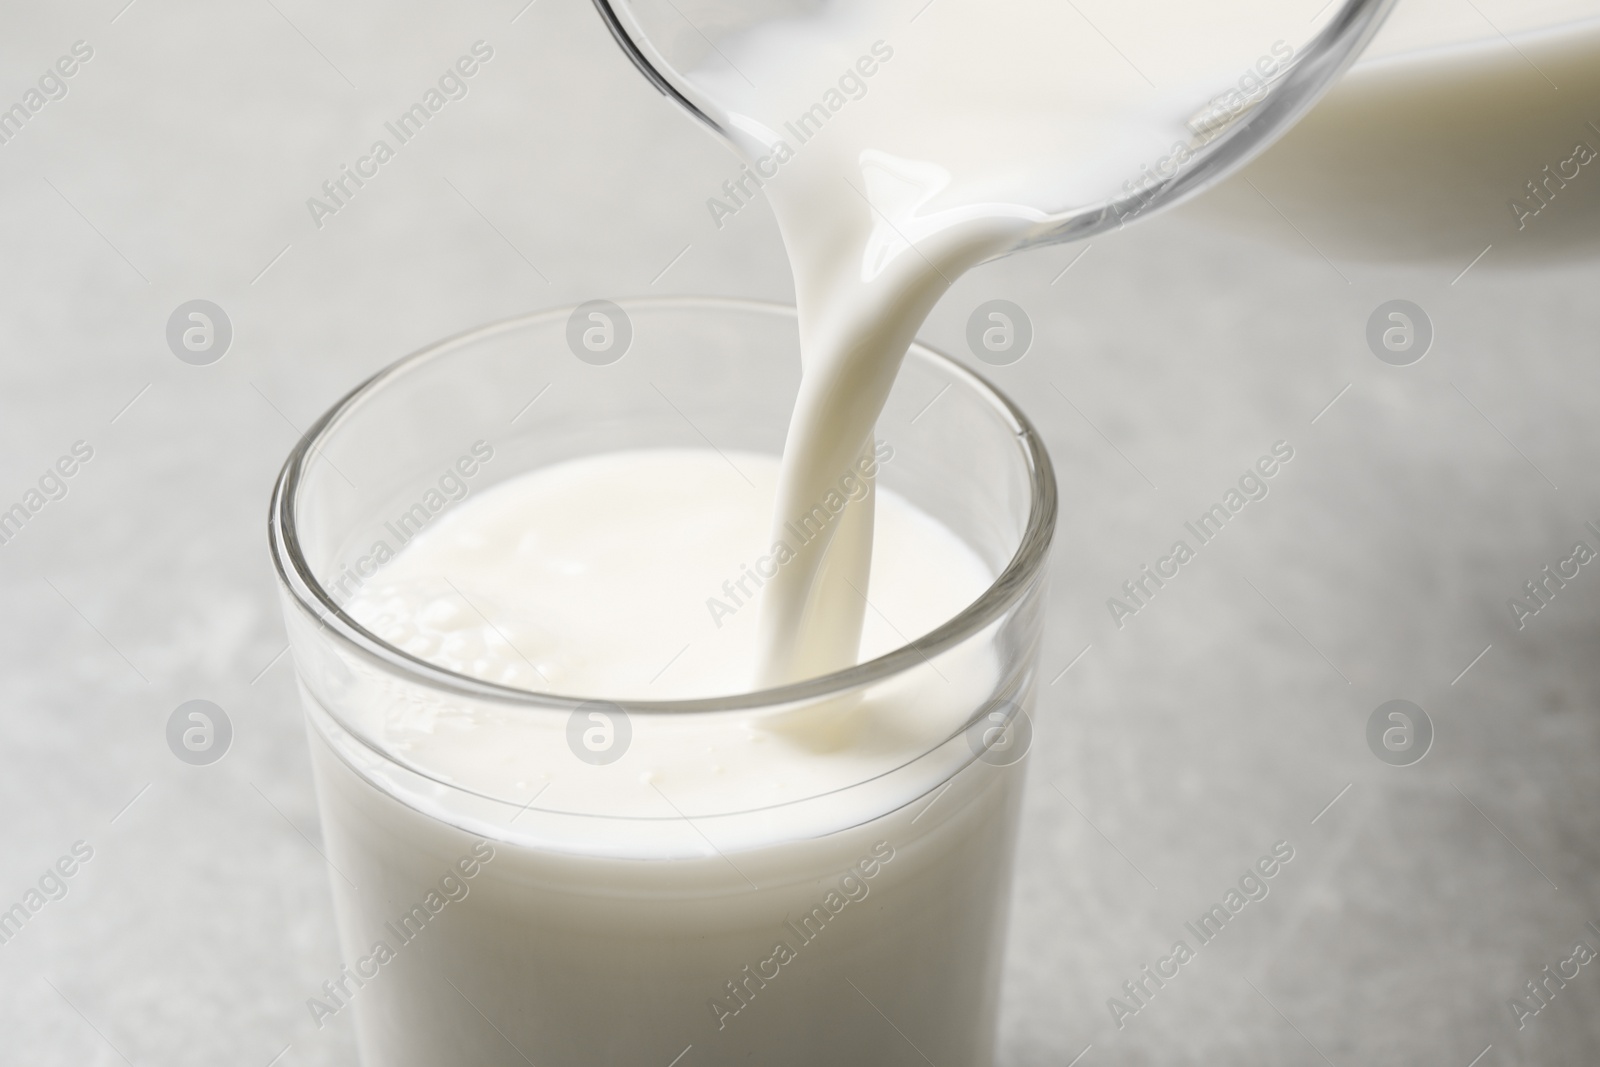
[3,2,1599,1065]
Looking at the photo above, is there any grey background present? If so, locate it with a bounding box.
[2,1,1598,1064]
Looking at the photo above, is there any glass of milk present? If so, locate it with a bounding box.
[270,298,1055,1065]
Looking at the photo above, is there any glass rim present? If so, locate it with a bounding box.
[268,296,1057,716]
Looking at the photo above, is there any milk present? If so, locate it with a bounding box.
[306,715,1025,1064]
[311,450,1026,1064]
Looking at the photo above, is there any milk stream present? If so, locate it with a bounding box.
[658,1,1358,683]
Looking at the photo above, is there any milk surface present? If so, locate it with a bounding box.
[341,449,1001,845]
[347,449,989,701]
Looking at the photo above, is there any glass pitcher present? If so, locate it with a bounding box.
[590,0,1399,251]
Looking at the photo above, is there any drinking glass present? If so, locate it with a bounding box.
[270,298,1056,1065]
